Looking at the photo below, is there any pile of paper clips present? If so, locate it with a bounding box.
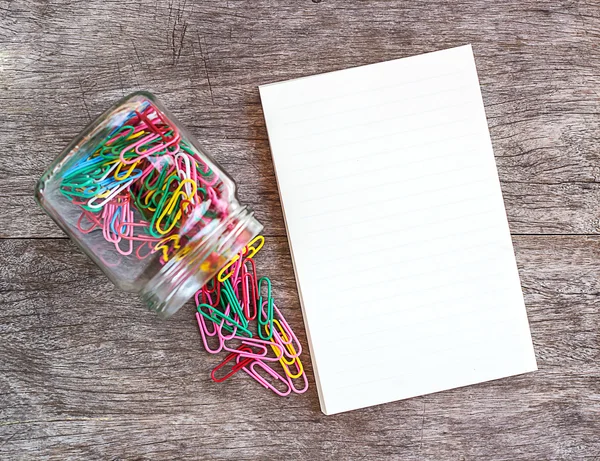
[194,235,308,396]
[59,100,231,265]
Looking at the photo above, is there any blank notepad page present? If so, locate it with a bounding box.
[259,45,537,415]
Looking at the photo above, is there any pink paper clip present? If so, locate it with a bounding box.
[195,312,223,354]
[241,259,258,320]
[222,340,268,360]
[232,276,243,300]
[238,358,291,397]
[195,303,221,338]
[196,294,236,338]
[76,209,102,233]
[139,107,180,143]
[231,251,245,285]
[221,336,282,362]
[119,132,160,164]
[135,240,155,260]
[287,369,309,394]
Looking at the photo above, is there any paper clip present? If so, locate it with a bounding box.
[216,252,242,283]
[273,303,302,357]
[222,336,283,362]
[220,280,248,328]
[76,209,102,233]
[197,303,253,338]
[190,235,307,397]
[266,322,307,391]
[222,340,270,361]
[216,235,265,282]
[241,258,258,320]
[195,311,223,354]
[238,359,291,397]
[286,368,309,394]
[244,234,265,259]
[267,321,304,377]
[258,277,274,341]
[201,278,221,306]
[210,345,254,383]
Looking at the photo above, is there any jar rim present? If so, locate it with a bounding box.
[140,206,263,318]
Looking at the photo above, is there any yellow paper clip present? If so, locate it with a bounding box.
[266,320,304,379]
[217,235,265,282]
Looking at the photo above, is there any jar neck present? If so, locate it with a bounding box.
[140,206,262,318]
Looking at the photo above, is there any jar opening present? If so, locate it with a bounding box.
[141,206,262,318]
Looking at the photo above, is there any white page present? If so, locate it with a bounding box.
[259,45,537,415]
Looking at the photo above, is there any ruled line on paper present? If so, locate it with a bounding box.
[304,223,501,264]
[328,284,509,330]
[288,130,481,173]
[275,69,467,112]
[296,170,489,214]
[284,81,473,125]
[314,241,506,283]
[302,191,495,235]
[283,99,475,141]
[281,115,477,157]
[329,307,523,356]
[295,170,492,207]
[292,147,482,189]
[313,261,508,308]
[332,332,530,391]
[300,220,502,280]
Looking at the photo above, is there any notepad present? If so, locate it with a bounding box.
[259,45,537,415]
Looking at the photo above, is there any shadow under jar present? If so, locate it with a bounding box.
[35,91,262,318]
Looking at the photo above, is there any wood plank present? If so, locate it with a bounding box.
[1,0,599,237]
[0,236,599,460]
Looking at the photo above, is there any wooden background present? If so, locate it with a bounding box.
[1,0,599,459]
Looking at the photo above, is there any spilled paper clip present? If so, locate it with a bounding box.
[195,236,308,396]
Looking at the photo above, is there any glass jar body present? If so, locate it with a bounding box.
[35,92,262,317]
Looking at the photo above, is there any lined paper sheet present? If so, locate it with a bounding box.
[259,45,537,415]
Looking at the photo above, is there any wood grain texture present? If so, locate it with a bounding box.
[0,0,599,237]
[0,237,599,460]
[1,0,600,459]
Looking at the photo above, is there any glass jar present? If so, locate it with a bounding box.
[35,91,262,318]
